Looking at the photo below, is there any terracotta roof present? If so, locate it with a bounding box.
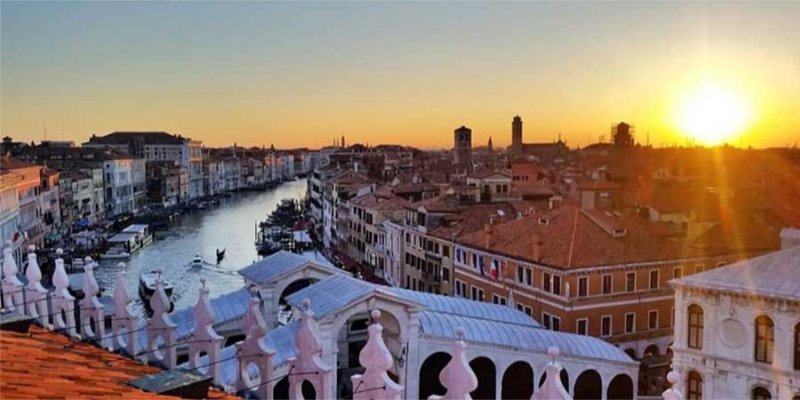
[0,325,238,399]
[351,188,409,211]
[407,194,460,213]
[1,156,35,170]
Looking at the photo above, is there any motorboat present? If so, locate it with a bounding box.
[138,271,174,303]
[191,254,204,268]
[100,247,131,260]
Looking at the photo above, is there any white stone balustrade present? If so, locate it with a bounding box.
[351,309,403,400]
[51,249,77,338]
[236,290,275,399]
[429,327,478,400]
[145,271,178,368]
[288,298,332,400]
[23,245,50,326]
[532,347,571,400]
[110,267,140,355]
[2,242,24,313]
[79,257,105,341]
[188,278,224,386]
[662,371,683,400]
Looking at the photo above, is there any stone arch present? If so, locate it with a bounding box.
[332,304,405,399]
[643,344,660,357]
[686,370,703,400]
[419,351,452,399]
[607,374,634,400]
[573,369,602,400]
[538,368,569,392]
[501,361,533,399]
[274,376,289,399]
[469,356,496,400]
[300,380,317,399]
[751,385,772,400]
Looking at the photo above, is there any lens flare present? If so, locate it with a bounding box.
[678,82,753,146]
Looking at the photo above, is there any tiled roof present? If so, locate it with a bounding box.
[1,156,36,170]
[351,189,409,211]
[0,325,237,399]
[237,250,343,284]
[170,287,252,339]
[673,245,800,301]
[90,131,187,145]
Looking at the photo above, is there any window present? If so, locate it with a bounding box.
[442,268,449,283]
[755,315,774,364]
[552,315,561,332]
[517,266,524,283]
[601,315,612,337]
[648,310,659,330]
[602,274,612,294]
[576,318,588,335]
[687,304,704,349]
[649,270,659,289]
[542,313,552,329]
[525,269,532,286]
[455,280,467,298]
[524,306,532,317]
[543,272,551,292]
[752,387,772,400]
[552,275,561,295]
[443,246,450,258]
[471,287,484,302]
[492,294,506,305]
[577,277,588,297]
[694,264,704,274]
[794,323,800,371]
[686,371,703,400]
[625,272,636,292]
[625,313,635,333]
[673,267,682,279]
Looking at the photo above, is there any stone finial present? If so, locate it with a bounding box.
[2,243,22,285]
[145,274,177,367]
[288,299,332,400]
[662,371,683,400]
[80,260,105,341]
[50,249,77,336]
[23,246,49,325]
[236,295,275,398]
[429,328,478,400]
[507,288,516,309]
[351,309,403,400]
[110,269,139,355]
[189,279,223,386]
[532,346,570,400]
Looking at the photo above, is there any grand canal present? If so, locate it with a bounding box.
[95,180,308,314]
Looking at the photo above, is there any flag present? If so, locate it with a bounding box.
[490,259,499,280]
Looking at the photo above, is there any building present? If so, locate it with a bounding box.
[146,161,184,208]
[0,170,24,264]
[84,131,204,200]
[38,167,61,245]
[101,154,137,216]
[464,170,513,203]
[345,188,408,279]
[3,157,46,249]
[506,115,569,161]
[612,122,635,147]
[453,126,473,169]
[671,232,800,400]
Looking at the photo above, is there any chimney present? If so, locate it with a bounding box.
[484,223,493,249]
[531,232,542,262]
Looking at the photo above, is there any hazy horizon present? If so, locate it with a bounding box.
[2,2,799,149]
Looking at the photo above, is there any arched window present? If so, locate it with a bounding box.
[687,304,704,349]
[752,386,772,400]
[754,316,774,364]
[686,371,702,400]
[794,323,800,371]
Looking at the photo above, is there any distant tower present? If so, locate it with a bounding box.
[511,115,523,157]
[487,136,493,153]
[341,135,346,149]
[453,126,472,167]
[612,122,635,147]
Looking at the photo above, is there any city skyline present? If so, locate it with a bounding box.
[2,2,799,149]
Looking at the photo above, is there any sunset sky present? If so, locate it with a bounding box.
[2,2,799,149]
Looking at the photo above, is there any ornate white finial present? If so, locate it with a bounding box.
[84,256,93,264]
[56,248,63,256]
[27,244,36,252]
[200,277,206,289]
[667,371,679,385]
[302,298,311,310]
[455,326,465,339]
[663,370,684,400]
[248,285,259,296]
[370,309,381,321]
[548,346,560,358]
[117,262,125,269]
[351,308,403,399]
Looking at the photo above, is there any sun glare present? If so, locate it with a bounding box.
[677,82,753,146]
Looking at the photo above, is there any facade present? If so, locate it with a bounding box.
[506,115,569,161]
[0,171,24,264]
[671,233,800,400]
[345,189,408,279]
[465,170,513,203]
[38,168,61,244]
[146,161,183,208]
[102,156,136,216]
[3,157,46,248]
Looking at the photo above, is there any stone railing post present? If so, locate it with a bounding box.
[188,278,224,386]
[351,309,403,400]
[79,257,105,341]
[662,371,683,400]
[532,347,571,400]
[145,271,177,368]
[288,299,333,400]
[51,249,78,338]
[23,245,50,327]
[429,327,478,400]
[110,267,140,355]
[1,241,25,313]
[236,289,275,399]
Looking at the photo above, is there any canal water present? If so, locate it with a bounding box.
[95,180,307,315]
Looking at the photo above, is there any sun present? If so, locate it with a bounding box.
[677,82,753,146]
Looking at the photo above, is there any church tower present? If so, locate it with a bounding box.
[511,115,523,157]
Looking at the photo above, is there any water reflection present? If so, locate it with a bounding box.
[96,180,307,315]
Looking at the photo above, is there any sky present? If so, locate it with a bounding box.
[2,2,799,149]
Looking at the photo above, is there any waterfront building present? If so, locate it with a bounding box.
[0,169,24,264]
[84,131,205,200]
[671,230,800,400]
[38,167,61,244]
[146,161,183,208]
[3,157,46,248]
[202,158,226,196]
[345,188,408,280]
[101,154,137,216]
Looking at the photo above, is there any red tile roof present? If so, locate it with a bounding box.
[0,325,238,399]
